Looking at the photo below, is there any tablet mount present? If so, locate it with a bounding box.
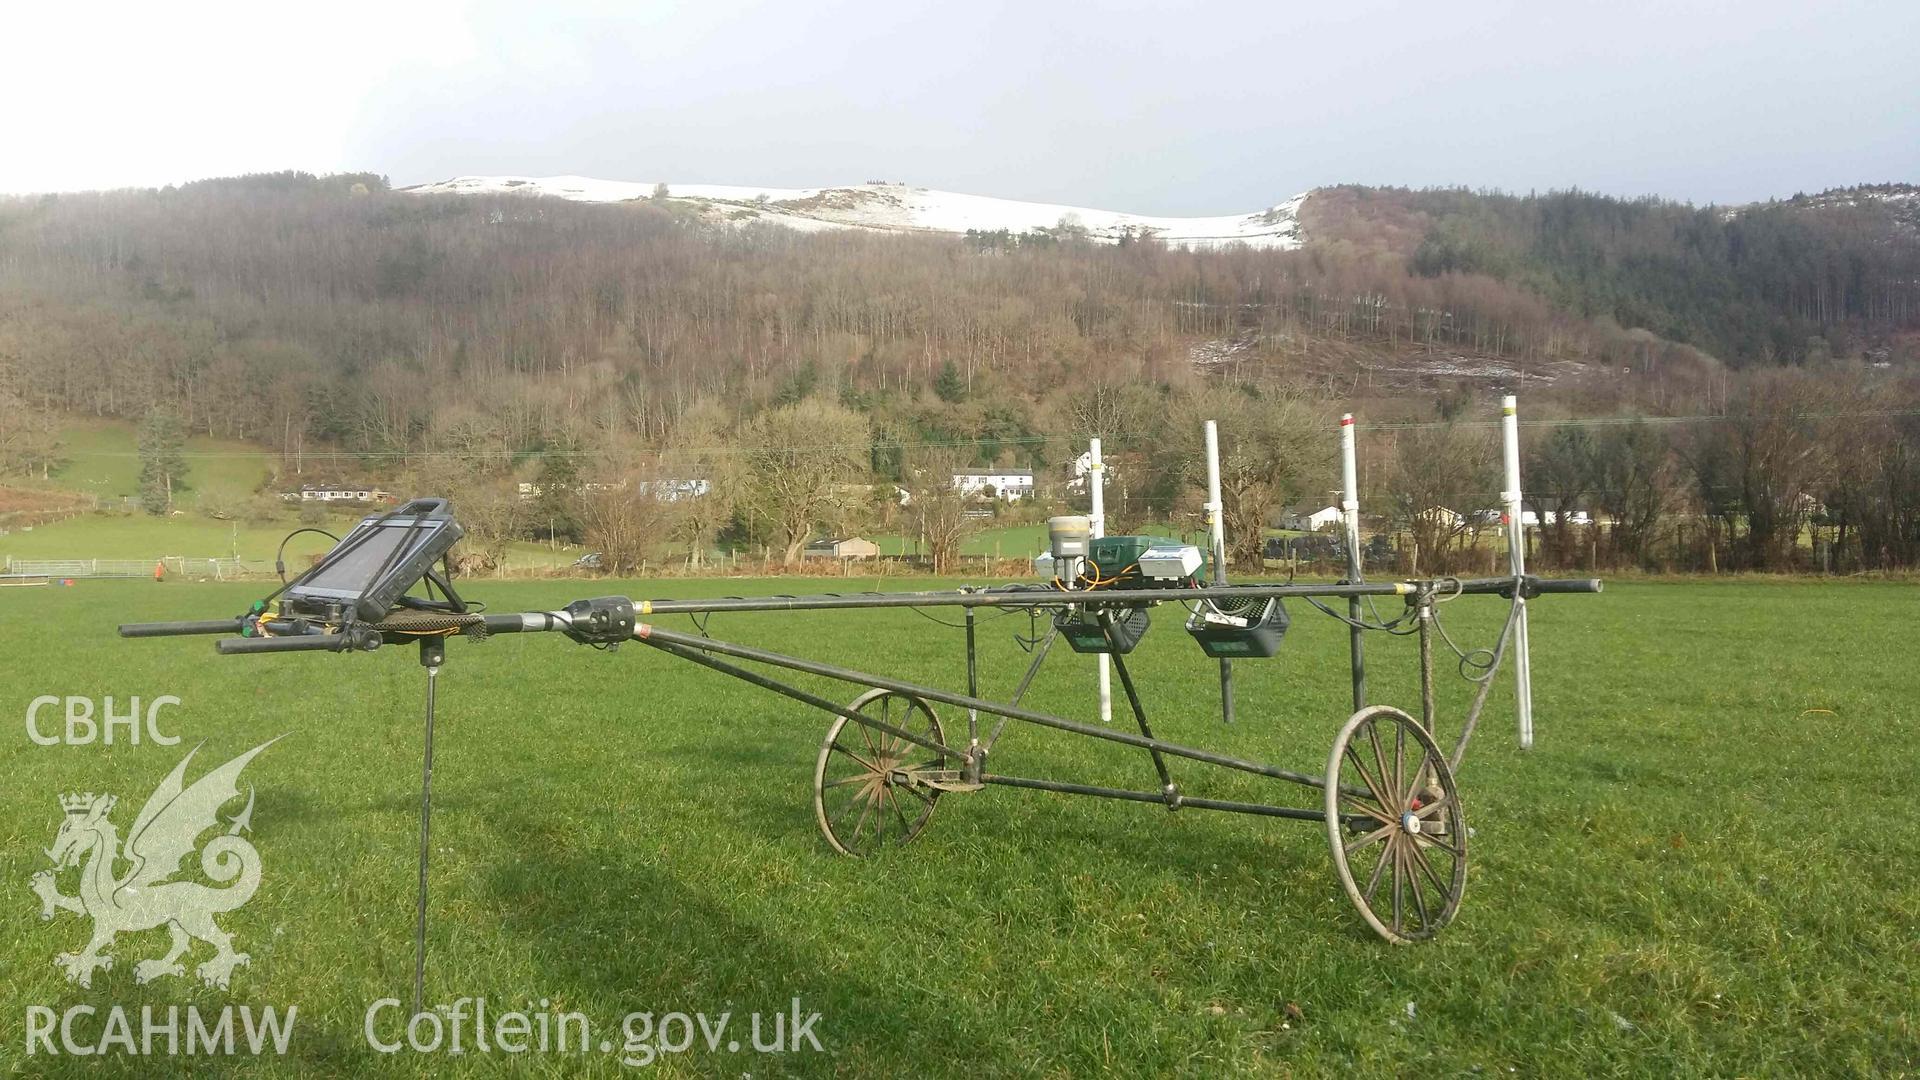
[119,497,483,1014]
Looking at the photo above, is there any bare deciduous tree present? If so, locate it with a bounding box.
[1380,423,1497,576]
[904,446,981,574]
[1175,386,1329,572]
[736,399,870,564]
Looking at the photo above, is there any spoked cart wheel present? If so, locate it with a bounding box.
[813,689,950,857]
[1325,705,1467,943]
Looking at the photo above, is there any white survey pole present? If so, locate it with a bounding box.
[1340,413,1366,711]
[1500,395,1535,748]
[1089,437,1112,724]
[1203,420,1234,724]
[1204,421,1227,575]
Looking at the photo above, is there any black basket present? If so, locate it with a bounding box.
[1185,598,1289,659]
[1055,606,1150,654]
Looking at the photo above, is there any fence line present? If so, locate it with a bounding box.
[2,556,262,580]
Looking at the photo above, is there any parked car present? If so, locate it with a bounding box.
[573,552,604,570]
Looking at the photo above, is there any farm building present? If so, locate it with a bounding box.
[804,537,880,558]
[1283,505,1343,532]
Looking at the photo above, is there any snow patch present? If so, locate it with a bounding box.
[404,175,1307,249]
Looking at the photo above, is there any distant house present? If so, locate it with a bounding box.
[281,484,392,504]
[953,471,1035,501]
[1283,505,1342,532]
[804,537,880,558]
[1415,506,1464,529]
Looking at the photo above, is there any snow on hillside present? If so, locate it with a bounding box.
[403,175,1307,249]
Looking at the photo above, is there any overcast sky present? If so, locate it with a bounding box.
[6,0,1916,213]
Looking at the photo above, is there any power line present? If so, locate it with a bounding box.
[50,408,1920,461]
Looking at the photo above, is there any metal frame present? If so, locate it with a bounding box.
[569,572,1591,944]
[119,572,1597,945]
[620,576,1548,816]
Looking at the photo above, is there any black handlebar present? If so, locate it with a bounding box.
[1526,577,1604,595]
[118,618,244,638]
[215,634,358,655]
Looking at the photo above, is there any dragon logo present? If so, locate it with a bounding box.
[29,737,283,989]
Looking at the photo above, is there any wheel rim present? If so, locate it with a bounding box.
[813,689,948,857]
[1324,706,1466,943]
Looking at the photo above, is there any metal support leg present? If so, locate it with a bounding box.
[412,636,445,1019]
[1348,599,1367,712]
[965,606,979,746]
[983,626,1056,754]
[1101,615,1173,794]
[1417,590,1435,734]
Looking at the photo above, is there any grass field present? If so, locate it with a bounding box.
[45,418,274,508]
[0,576,1913,1075]
[0,512,579,571]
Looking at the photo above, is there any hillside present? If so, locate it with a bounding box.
[405,175,1307,249]
[1,170,1915,481]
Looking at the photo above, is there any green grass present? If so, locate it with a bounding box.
[0,577,1913,1075]
[46,418,273,507]
[2,511,576,571]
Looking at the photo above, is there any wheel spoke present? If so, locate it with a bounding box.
[1342,745,1395,818]
[831,740,882,774]
[1403,842,1431,930]
[853,795,876,845]
[1345,822,1393,855]
[1390,837,1405,934]
[1392,723,1406,813]
[1411,832,1464,859]
[1363,837,1391,901]
[1403,746,1431,809]
[886,785,912,836]
[1366,722,1395,812]
[1407,835,1452,897]
[1339,791,1394,827]
[834,788,866,828]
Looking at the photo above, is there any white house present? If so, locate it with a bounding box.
[282,484,391,503]
[953,471,1035,501]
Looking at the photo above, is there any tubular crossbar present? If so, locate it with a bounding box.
[980,774,1328,822]
[642,636,958,761]
[623,575,1597,617]
[632,622,1340,792]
